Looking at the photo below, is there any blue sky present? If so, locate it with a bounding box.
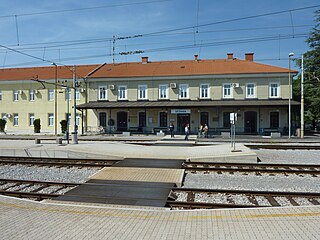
[0,0,319,69]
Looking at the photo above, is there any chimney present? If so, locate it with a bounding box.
[141,56,149,64]
[245,53,254,61]
[194,54,199,61]
[227,53,234,59]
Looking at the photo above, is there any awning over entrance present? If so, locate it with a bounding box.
[77,99,300,109]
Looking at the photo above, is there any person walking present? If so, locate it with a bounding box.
[184,123,189,141]
[198,124,203,138]
[203,124,209,138]
[169,123,175,138]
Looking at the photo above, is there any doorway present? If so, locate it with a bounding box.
[177,114,190,133]
[244,111,257,133]
[117,111,128,131]
[99,112,107,131]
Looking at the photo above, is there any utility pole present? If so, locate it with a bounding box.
[301,55,304,138]
[112,35,116,64]
[72,65,78,144]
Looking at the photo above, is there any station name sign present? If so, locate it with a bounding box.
[171,109,191,114]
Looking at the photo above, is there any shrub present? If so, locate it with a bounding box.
[60,120,67,134]
[34,118,41,133]
[0,119,6,132]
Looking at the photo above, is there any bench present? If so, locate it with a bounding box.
[153,127,168,134]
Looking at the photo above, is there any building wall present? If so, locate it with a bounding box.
[0,73,291,134]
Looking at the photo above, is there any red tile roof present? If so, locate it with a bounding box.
[0,64,101,81]
[0,58,297,81]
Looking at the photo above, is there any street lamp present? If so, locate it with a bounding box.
[288,53,294,139]
[51,62,58,135]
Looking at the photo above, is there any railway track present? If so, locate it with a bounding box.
[245,144,320,150]
[0,156,119,168]
[167,187,320,209]
[0,179,80,200]
[182,162,320,176]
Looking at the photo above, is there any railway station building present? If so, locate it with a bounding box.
[0,53,299,135]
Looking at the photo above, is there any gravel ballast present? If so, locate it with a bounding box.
[0,164,99,183]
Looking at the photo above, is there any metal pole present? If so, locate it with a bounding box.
[54,64,58,135]
[301,55,304,138]
[67,86,70,144]
[72,65,78,144]
[288,53,294,138]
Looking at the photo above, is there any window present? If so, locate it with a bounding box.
[179,84,189,99]
[13,90,19,101]
[48,89,54,101]
[223,84,232,98]
[48,114,54,126]
[29,90,35,101]
[159,112,168,127]
[29,113,35,126]
[159,84,168,99]
[65,88,72,100]
[66,113,71,125]
[138,85,147,100]
[98,86,107,100]
[118,85,127,100]
[200,84,210,99]
[76,114,80,126]
[269,83,280,98]
[270,112,279,128]
[13,114,19,126]
[0,90,2,101]
[246,83,256,98]
[75,89,80,100]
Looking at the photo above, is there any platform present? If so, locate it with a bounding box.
[1,195,319,239]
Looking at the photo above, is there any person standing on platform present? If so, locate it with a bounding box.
[184,123,189,141]
[169,123,175,138]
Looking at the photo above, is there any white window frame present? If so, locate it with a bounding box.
[223,83,233,99]
[138,85,148,100]
[200,84,210,99]
[29,90,35,101]
[118,85,127,100]
[13,90,19,101]
[48,113,54,126]
[76,114,81,126]
[29,113,35,126]
[75,89,80,100]
[246,83,256,98]
[65,88,72,101]
[159,84,168,99]
[48,89,54,101]
[269,82,280,98]
[179,84,189,99]
[98,86,107,100]
[13,114,19,126]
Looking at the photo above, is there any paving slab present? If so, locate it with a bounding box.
[1,195,319,240]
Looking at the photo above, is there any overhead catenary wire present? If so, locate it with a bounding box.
[0,0,173,18]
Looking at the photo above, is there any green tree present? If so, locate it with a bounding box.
[293,10,320,130]
[34,118,41,133]
[0,119,6,132]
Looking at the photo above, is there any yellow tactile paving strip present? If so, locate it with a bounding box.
[90,167,185,186]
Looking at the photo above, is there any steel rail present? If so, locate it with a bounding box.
[0,156,119,168]
[182,162,320,175]
[167,187,320,209]
[245,144,320,150]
